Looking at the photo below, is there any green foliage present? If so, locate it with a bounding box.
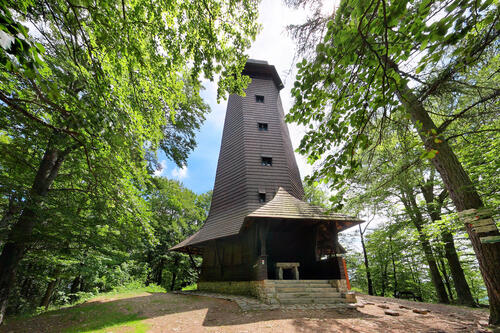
[287,0,499,206]
[0,0,257,319]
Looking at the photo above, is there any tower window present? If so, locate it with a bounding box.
[259,193,266,203]
[258,123,268,131]
[255,95,265,103]
[261,157,272,166]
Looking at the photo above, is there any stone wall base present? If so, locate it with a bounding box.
[198,279,352,305]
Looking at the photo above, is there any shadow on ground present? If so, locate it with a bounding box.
[0,292,487,332]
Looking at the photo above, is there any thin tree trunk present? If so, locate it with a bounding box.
[20,277,33,299]
[442,230,476,306]
[437,253,454,301]
[408,255,423,300]
[155,258,164,286]
[389,234,398,298]
[69,275,81,302]
[381,262,388,297]
[400,187,450,304]
[170,256,180,291]
[0,135,75,324]
[359,224,374,295]
[396,82,500,324]
[420,182,476,306]
[40,278,58,309]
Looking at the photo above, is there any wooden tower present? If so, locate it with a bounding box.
[171,60,362,298]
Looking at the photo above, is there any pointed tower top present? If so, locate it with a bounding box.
[243,59,284,90]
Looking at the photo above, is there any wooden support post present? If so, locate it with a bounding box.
[342,257,351,290]
[188,254,200,273]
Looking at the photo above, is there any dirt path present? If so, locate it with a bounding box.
[0,292,491,332]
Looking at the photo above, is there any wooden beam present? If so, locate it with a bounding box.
[480,236,500,244]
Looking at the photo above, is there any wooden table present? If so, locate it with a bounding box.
[275,262,300,280]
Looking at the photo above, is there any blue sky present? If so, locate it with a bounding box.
[154,84,228,194]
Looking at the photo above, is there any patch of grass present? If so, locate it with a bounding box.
[4,283,166,329]
[60,302,149,333]
[181,283,198,291]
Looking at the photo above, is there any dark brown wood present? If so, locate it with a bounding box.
[40,278,58,309]
[173,61,361,286]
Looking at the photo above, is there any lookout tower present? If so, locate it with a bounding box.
[171,60,362,304]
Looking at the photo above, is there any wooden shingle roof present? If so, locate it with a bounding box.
[247,187,362,224]
[170,187,363,253]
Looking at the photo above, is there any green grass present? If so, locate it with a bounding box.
[60,303,149,333]
[181,283,198,291]
[6,283,168,332]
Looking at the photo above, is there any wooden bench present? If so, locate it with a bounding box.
[275,262,300,280]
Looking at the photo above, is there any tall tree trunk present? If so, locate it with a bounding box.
[408,255,423,300]
[381,261,388,297]
[400,187,450,304]
[397,82,500,324]
[40,278,58,309]
[437,253,454,301]
[389,234,398,298]
[69,275,81,302]
[0,135,74,324]
[420,182,476,306]
[170,256,180,291]
[442,230,476,306]
[155,258,164,286]
[359,224,375,295]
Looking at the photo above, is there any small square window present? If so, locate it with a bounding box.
[258,123,268,131]
[259,193,266,203]
[255,95,264,103]
[261,157,272,166]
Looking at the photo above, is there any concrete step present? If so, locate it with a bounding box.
[275,287,339,293]
[277,297,347,304]
[274,283,333,289]
[276,292,342,299]
[269,280,330,284]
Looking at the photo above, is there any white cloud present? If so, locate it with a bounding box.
[153,160,167,176]
[171,165,188,180]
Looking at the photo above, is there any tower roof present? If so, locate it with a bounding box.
[247,187,363,229]
[243,59,284,90]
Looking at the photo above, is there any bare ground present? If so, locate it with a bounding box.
[0,292,491,332]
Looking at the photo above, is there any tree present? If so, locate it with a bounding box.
[145,178,211,290]
[287,0,500,324]
[0,0,259,324]
[358,221,375,296]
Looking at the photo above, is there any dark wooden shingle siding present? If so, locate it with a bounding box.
[172,61,344,252]
[172,67,304,249]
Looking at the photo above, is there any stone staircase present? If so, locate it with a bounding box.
[261,280,354,305]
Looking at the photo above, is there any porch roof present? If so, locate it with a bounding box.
[170,187,363,254]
